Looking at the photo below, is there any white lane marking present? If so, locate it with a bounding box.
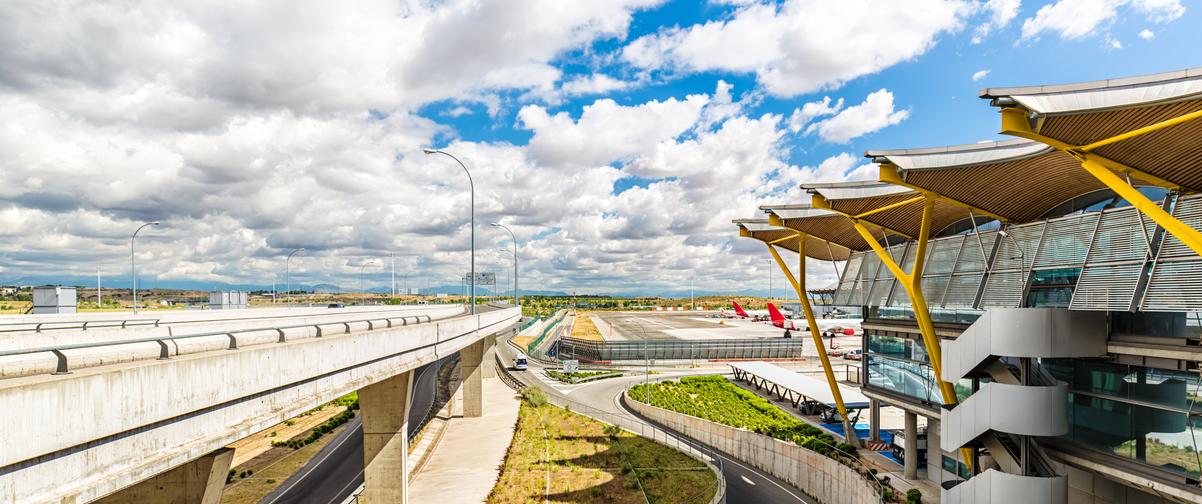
[328,469,365,504]
[264,417,360,504]
[609,389,811,504]
[741,475,756,486]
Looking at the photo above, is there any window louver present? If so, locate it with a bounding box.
[834,253,865,305]
[993,222,1045,272]
[1070,263,1142,311]
[1141,260,1202,312]
[1159,195,1202,259]
[943,273,984,307]
[954,231,997,273]
[924,236,963,276]
[980,271,1026,308]
[1086,207,1157,264]
[1033,213,1099,268]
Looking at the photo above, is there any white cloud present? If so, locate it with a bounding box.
[622,0,971,96]
[1139,28,1155,39]
[1105,32,1123,48]
[1021,0,1184,41]
[804,89,910,143]
[972,0,1021,43]
[560,74,634,96]
[788,96,844,133]
[518,93,710,167]
[972,69,992,81]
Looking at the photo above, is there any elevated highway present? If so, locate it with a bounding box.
[0,304,519,503]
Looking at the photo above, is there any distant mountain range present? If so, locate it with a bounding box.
[3,274,802,299]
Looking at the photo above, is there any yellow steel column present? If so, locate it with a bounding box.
[999,106,1202,259]
[1080,158,1202,257]
[849,199,956,404]
[848,198,973,467]
[765,241,862,447]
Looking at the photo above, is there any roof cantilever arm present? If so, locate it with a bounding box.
[999,107,1202,258]
[878,163,1011,223]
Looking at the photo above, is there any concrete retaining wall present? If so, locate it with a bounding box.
[0,307,520,504]
[625,392,882,504]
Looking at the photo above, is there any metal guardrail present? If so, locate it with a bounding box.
[558,336,805,361]
[407,354,460,445]
[0,313,437,375]
[0,306,447,334]
[494,353,727,504]
[525,309,567,355]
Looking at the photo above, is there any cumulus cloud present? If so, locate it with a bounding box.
[804,89,910,144]
[972,69,991,81]
[972,0,1021,43]
[517,93,709,167]
[560,74,635,96]
[1139,28,1156,39]
[0,0,913,294]
[622,0,971,96]
[1020,0,1185,41]
[788,97,844,133]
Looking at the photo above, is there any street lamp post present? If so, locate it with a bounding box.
[424,148,475,315]
[130,221,160,315]
[491,223,519,307]
[360,259,380,299]
[285,248,305,307]
[390,253,396,298]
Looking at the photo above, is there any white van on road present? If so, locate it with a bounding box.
[513,354,528,371]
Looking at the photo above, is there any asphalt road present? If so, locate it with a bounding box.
[498,336,816,504]
[260,360,442,504]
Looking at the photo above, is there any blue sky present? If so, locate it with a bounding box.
[0,0,1197,295]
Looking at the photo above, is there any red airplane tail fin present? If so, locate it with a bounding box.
[732,301,749,317]
[766,303,785,324]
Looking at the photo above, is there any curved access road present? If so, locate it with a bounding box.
[498,336,816,504]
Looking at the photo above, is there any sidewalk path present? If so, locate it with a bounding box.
[408,377,521,503]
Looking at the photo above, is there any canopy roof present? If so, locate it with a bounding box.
[758,203,902,253]
[801,181,978,238]
[734,218,852,261]
[867,138,1157,223]
[981,66,1202,191]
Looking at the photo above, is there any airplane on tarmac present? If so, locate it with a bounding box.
[722,300,769,320]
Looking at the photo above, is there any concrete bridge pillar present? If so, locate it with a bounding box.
[904,411,919,479]
[95,447,233,504]
[360,370,414,504]
[482,334,497,378]
[461,338,485,418]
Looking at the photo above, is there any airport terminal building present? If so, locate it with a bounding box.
[737,68,1202,503]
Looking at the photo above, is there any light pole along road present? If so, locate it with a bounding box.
[490,222,518,306]
[130,221,159,315]
[424,148,475,315]
[284,248,304,307]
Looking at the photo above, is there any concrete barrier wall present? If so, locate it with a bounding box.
[625,392,882,504]
[0,307,519,504]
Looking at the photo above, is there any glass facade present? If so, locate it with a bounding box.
[1044,359,1202,479]
[865,333,972,404]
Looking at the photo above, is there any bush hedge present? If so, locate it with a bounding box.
[271,406,356,450]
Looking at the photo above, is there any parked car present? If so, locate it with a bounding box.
[327,303,344,308]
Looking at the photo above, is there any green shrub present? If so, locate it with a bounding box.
[521,386,548,407]
[603,423,622,440]
[906,488,922,504]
